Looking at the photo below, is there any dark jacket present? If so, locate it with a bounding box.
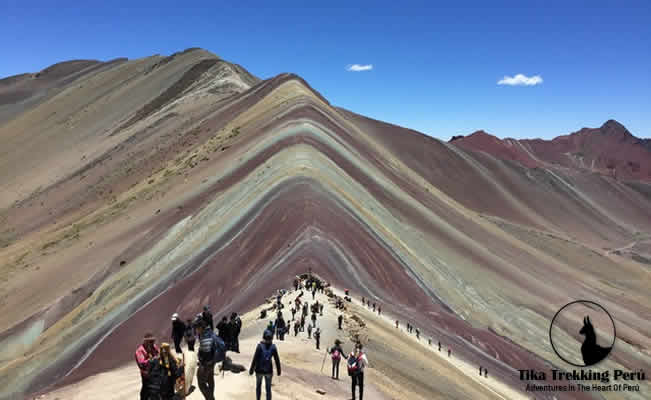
[172,319,186,338]
[249,341,281,375]
[184,325,196,342]
[202,310,214,330]
[217,319,231,342]
[146,356,182,395]
[231,316,242,336]
[275,317,286,332]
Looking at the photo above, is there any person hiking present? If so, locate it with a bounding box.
[135,332,159,400]
[291,307,296,321]
[395,320,399,329]
[377,306,381,316]
[372,303,376,312]
[311,312,317,326]
[300,315,306,332]
[267,320,275,336]
[448,348,451,357]
[338,314,343,330]
[307,322,313,339]
[230,312,242,353]
[348,342,369,400]
[184,319,196,351]
[202,306,214,330]
[293,320,299,336]
[249,330,281,400]
[146,342,183,400]
[416,328,420,340]
[275,314,286,341]
[196,321,226,400]
[319,303,324,316]
[328,339,345,379]
[171,313,186,354]
[314,326,321,350]
[438,341,441,351]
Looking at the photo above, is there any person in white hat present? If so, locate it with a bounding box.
[171,313,186,354]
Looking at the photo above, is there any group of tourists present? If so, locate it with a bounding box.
[361,297,381,316]
[136,305,239,400]
[134,273,375,400]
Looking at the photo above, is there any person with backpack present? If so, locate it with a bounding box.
[314,326,321,350]
[135,332,159,400]
[146,342,183,400]
[196,321,226,400]
[202,306,214,330]
[184,319,196,351]
[347,342,369,400]
[249,330,281,400]
[171,313,186,354]
[328,339,345,379]
[230,312,242,353]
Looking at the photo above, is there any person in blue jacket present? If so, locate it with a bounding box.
[249,330,282,400]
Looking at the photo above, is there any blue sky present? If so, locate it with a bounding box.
[2,1,649,139]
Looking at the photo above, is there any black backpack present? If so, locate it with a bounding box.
[347,353,362,376]
[146,359,164,392]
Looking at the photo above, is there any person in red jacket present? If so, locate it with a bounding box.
[135,332,159,400]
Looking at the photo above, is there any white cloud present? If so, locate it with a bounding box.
[347,64,373,72]
[497,74,543,86]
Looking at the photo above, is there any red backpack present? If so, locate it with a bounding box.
[331,348,341,361]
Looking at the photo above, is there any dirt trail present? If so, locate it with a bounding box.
[41,285,520,400]
[605,241,637,256]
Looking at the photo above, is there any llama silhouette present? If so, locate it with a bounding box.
[579,316,611,366]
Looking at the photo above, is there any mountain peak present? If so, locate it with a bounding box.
[600,119,630,136]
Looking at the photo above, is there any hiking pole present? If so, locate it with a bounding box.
[320,350,327,373]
